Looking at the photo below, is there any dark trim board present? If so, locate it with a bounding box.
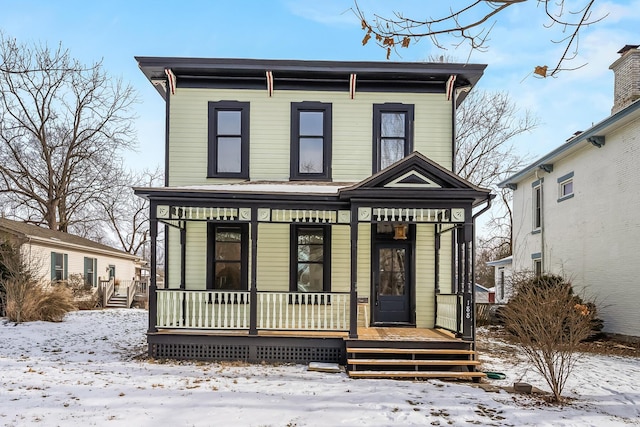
[148,333,346,364]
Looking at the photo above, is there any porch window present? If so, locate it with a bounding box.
[207,224,248,290]
[373,103,414,173]
[290,225,330,292]
[290,102,332,180]
[208,101,250,178]
[84,257,97,287]
[51,252,68,281]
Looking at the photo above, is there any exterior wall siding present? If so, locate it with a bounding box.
[20,242,136,285]
[415,224,436,328]
[167,88,452,186]
[511,117,640,337]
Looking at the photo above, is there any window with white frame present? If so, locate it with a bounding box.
[533,183,542,230]
[557,172,574,202]
[51,252,68,281]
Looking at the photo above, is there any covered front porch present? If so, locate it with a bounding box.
[136,153,492,366]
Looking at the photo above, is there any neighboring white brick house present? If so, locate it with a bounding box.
[500,46,640,339]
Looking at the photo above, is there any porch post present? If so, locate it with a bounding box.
[456,226,464,335]
[179,224,186,289]
[249,209,258,335]
[349,206,359,338]
[461,220,474,340]
[148,209,158,334]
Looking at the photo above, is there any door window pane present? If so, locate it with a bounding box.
[378,248,405,296]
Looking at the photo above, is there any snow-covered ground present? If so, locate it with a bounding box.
[0,310,638,426]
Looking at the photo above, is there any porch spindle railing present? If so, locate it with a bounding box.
[155,290,349,331]
[257,292,349,331]
[435,293,462,334]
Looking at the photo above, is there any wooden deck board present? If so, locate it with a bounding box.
[348,371,486,379]
[348,359,481,366]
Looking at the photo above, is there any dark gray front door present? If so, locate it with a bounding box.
[373,242,412,324]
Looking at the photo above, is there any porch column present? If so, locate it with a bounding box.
[249,208,258,335]
[179,223,186,289]
[456,226,464,335]
[148,212,158,334]
[461,220,474,340]
[349,206,358,338]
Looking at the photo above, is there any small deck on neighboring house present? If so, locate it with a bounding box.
[148,326,484,381]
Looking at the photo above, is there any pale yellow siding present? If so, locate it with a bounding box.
[167,226,181,289]
[168,88,452,186]
[330,225,351,293]
[438,231,454,294]
[185,222,207,290]
[356,223,371,301]
[415,224,436,328]
[256,223,290,291]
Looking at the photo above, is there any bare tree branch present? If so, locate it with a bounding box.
[354,0,606,76]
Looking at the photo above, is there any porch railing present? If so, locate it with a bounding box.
[435,293,461,334]
[155,290,350,332]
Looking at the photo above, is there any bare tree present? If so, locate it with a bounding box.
[0,33,137,232]
[97,167,163,256]
[354,0,606,77]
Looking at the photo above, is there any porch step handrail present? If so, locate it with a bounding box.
[435,293,462,334]
[155,289,350,332]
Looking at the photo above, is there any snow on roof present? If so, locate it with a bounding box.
[171,181,356,195]
[487,255,513,267]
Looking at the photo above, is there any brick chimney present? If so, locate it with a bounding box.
[610,44,640,114]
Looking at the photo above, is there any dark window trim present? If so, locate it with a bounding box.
[533,184,542,230]
[372,103,414,173]
[206,223,249,291]
[289,224,331,292]
[51,252,68,281]
[290,102,332,181]
[207,101,250,179]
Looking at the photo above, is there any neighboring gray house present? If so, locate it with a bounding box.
[486,255,512,304]
[500,45,640,339]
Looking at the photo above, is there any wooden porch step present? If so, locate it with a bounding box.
[348,371,486,379]
[347,347,475,355]
[348,358,481,366]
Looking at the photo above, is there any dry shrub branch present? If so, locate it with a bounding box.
[501,274,600,403]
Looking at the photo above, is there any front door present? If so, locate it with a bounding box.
[373,242,412,324]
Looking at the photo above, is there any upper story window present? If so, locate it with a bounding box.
[557,172,574,202]
[208,101,250,178]
[290,225,331,292]
[290,102,332,180]
[532,180,542,231]
[373,103,414,173]
[51,252,68,281]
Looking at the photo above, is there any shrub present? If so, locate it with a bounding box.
[65,273,99,310]
[501,273,601,403]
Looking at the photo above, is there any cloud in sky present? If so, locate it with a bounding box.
[285,0,356,26]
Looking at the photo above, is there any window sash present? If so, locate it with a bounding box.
[533,186,542,229]
[291,225,330,292]
[373,104,414,173]
[290,102,332,180]
[207,224,248,290]
[208,102,249,178]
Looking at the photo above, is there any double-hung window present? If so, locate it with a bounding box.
[208,101,250,178]
[290,225,330,293]
[373,103,414,173]
[207,224,248,291]
[533,182,542,231]
[290,102,332,180]
[51,252,68,281]
[84,257,97,287]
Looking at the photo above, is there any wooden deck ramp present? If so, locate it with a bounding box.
[346,328,485,381]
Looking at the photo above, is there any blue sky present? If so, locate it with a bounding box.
[2,0,639,172]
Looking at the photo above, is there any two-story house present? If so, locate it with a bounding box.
[500,45,640,340]
[135,57,492,378]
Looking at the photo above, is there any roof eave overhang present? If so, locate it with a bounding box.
[135,56,486,105]
[499,99,640,188]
